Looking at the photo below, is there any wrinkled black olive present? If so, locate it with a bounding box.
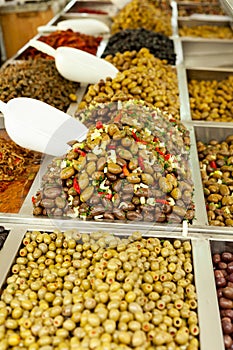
[101,28,176,65]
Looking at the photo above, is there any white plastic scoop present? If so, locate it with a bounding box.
[29,39,118,84]
[110,0,131,9]
[37,18,110,35]
[0,97,88,156]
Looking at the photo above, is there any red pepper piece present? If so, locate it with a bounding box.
[122,164,130,176]
[164,154,171,161]
[32,196,36,204]
[107,144,116,150]
[74,148,86,157]
[73,178,81,194]
[210,160,217,169]
[155,147,164,156]
[105,193,113,200]
[138,156,145,171]
[132,131,147,144]
[132,131,140,142]
[96,121,103,129]
[98,191,105,196]
[156,199,169,205]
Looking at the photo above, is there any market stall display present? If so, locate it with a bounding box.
[0,0,233,348]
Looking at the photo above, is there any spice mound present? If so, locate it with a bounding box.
[32,101,195,223]
[0,137,41,182]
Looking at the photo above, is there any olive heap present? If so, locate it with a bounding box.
[111,0,172,37]
[188,76,233,122]
[79,48,180,119]
[0,229,200,349]
[179,25,233,39]
[198,136,233,227]
[213,251,233,349]
[32,101,195,223]
[101,29,176,66]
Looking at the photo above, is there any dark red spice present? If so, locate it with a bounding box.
[76,7,108,14]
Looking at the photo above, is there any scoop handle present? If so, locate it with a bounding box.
[37,25,58,33]
[0,100,8,115]
[29,39,56,58]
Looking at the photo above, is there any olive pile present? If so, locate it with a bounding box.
[179,25,233,39]
[188,76,233,122]
[0,229,200,349]
[79,48,180,119]
[178,4,225,16]
[111,0,172,37]
[0,59,79,112]
[148,0,171,11]
[101,29,176,65]
[198,136,233,226]
[32,101,195,223]
[213,251,233,349]
[0,226,9,250]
